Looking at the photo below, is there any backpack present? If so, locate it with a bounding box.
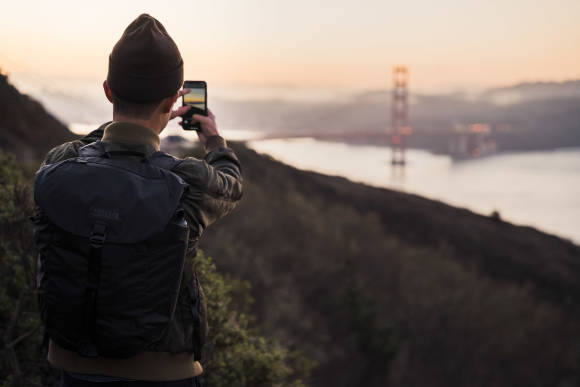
[33,141,189,358]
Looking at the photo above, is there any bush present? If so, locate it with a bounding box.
[0,152,51,387]
[195,250,311,387]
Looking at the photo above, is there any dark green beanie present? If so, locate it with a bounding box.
[107,14,183,102]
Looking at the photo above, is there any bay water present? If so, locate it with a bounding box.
[248,138,580,244]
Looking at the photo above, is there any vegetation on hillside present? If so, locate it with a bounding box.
[195,251,311,387]
[193,142,580,387]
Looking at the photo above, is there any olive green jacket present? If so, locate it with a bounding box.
[41,121,243,381]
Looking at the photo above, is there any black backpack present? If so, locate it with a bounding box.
[33,141,189,358]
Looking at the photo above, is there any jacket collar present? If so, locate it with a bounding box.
[101,121,161,152]
[80,122,109,145]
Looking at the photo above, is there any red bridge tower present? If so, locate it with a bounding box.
[391,66,411,165]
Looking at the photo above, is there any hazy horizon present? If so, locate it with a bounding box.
[6,70,580,102]
[3,56,578,97]
[2,0,579,93]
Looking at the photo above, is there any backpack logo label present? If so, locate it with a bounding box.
[89,207,121,222]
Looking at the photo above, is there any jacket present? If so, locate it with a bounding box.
[39,121,243,381]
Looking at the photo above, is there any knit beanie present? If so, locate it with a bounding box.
[107,14,183,102]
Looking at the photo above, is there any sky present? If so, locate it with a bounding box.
[1,0,579,92]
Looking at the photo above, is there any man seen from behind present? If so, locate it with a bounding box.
[33,14,243,387]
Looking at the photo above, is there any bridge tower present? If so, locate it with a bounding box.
[391,66,411,165]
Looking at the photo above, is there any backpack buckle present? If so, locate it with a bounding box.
[89,222,107,247]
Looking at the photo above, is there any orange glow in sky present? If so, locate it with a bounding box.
[1,0,579,91]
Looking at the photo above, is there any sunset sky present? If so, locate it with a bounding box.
[1,0,579,92]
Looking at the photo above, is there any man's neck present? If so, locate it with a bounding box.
[112,115,164,135]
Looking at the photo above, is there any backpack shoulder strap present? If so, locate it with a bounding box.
[78,141,107,158]
[78,143,183,174]
[79,143,180,169]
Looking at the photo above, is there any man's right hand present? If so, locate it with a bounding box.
[191,109,220,147]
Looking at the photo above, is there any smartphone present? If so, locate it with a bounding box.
[181,81,207,131]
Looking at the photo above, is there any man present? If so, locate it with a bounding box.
[34,14,243,386]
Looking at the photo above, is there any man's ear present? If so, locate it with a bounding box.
[161,92,179,114]
[103,81,113,103]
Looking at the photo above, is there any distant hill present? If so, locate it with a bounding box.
[482,80,580,104]
[6,73,579,154]
[211,81,580,152]
[0,73,74,163]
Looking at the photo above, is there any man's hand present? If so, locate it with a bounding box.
[173,88,220,146]
[192,109,219,146]
[170,89,191,120]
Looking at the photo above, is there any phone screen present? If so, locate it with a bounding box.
[182,81,207,130]
[183,87,206,114]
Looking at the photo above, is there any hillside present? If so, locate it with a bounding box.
[195,141,580,386]
[220,142,580,306]
[0,73,74,163]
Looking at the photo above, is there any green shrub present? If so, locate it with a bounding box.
[0,152,50,387]
[195,250,310,387]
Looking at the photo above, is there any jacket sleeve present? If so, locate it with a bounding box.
[171,135,243,234]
